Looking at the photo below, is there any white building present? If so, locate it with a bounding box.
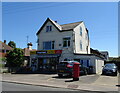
[30,18,105,74]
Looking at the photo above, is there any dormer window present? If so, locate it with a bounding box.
[80,26,82,36]
[46,25,52,32]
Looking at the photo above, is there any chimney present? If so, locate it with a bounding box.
[27,42,32,50]
[55,21,57,23]
[4,40,6,44]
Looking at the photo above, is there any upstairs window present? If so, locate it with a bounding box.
[46,25,52,32]
[86,33,88,40]
[80,26,82,36]
[80,41,82,51]
[63,37,71,47]
[43,41,55,50]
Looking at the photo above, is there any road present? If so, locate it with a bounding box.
[2,82,117,93]
[2,82,77,91]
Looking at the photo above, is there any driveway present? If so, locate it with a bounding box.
[1,73,119,91]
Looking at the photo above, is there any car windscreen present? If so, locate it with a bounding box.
[58,62,69,66]
[104,64,117,69]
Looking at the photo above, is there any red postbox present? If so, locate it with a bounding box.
[73,62,80,81]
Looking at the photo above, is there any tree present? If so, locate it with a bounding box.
[6,48,24,68]
[8,41,16,48]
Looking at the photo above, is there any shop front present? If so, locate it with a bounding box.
[30,50,62,72]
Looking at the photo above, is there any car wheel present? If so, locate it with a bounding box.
[58,74,63,77]
[84,69,88,75]
[114,71,118,76]
[69,73,73,77]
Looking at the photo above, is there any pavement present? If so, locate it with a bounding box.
[1,73,120,92]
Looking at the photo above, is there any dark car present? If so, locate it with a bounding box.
[102,63,118,76]
[57,61,89,77]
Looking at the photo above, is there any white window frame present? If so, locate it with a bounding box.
[80,40,82,51]
[80,26,82,36]
[63,37,71,47]
[43,41,55,50]
[46,25,52,32]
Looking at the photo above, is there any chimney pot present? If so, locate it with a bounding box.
[55,21,57,23]
[4,40,6,44]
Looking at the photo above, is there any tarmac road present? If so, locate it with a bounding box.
[2,82,77,91]
[2,73,119,92]
[2,82,117,93]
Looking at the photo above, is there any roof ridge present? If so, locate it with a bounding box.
[60,21,83,26]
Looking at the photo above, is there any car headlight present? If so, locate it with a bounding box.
[112,69,116,72]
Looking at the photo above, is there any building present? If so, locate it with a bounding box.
[23,42,36,67]
[0,40,13,58]
[30,18,105,74]
[100,51,109,61]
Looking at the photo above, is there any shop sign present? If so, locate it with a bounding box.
[30,51,36,55]
[36,50,47,54]
[47,50,55,54]
[55,50,62,54]
[31,50,62,55]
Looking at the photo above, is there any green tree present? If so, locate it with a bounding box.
[6,48,24,68]
[8,41,16,48]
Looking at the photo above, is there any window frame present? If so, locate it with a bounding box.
[80,26,82,36]
[46,25,52,32]
[80,41,82,51]
[63,37,71,47]
[43,41,55,50]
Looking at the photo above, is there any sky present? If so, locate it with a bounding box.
[2,2,118,57]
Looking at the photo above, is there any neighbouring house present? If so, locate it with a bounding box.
[23,42,36,67]
[0,40,13,58]
[30,18,105,74]
[100,51,109,61]
[90,48,109,61]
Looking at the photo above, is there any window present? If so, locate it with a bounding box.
[80,41,82,50]
[46,26,52,32]
[80,26,82,36]
[86,33,88,40]
[63,37,71,47]
[43,41,55,50]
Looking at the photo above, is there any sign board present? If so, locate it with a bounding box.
[37,50,62,55]
[30,50,62,55]
[30,51,36,55]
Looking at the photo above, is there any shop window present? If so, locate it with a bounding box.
[46,25,52,32]
[43,41,55,50]
[63,37,71,47]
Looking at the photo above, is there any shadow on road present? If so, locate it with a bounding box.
[116,85,120,87]
[52,76,72,79]
[12,71,57,75]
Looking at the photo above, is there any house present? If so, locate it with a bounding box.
[30,18,105,74]
[23,42,36,67]
[0,40,13,58]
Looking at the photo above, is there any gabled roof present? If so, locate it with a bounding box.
[0,41,13,50]
[60,21,82,31]
[36,18,83,35]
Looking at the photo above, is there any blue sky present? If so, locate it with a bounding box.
[2,2,118,57]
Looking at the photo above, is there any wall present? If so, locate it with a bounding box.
[74,22,90,54]
[74,54,104,74]
[37,21,75,61]
[95,57,104,74]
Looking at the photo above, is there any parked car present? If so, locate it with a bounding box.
[57,61,89,77]
[102,63,118,76]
